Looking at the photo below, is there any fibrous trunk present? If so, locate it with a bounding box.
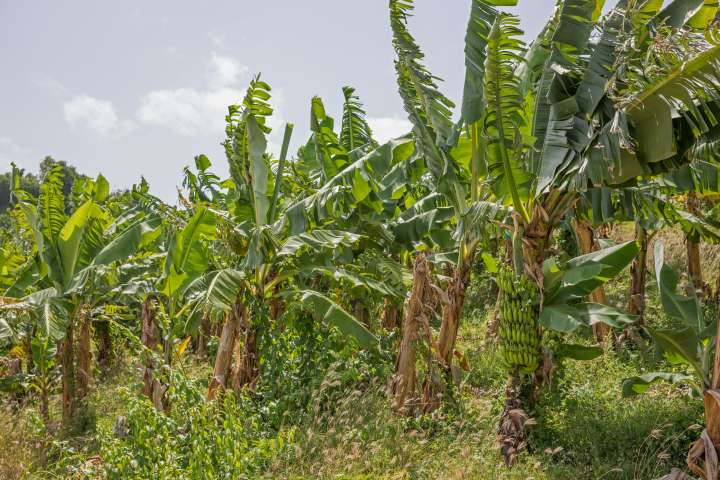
[688,311,720,478]
[575,219,610,343]
[76,309,92,399]
[196,312,210,360]
[141,295,167,412]
[437,260,472,371]
[39,380,50,429]
[7,358,22,404]
[628,224,649,321]
[392,253,429,413]
[207,303,242,400]
[233,305,259,392]
[352,299,371,330]
[686,192,705,297]
[381,298,400,330]
[25,333,34,373]
[95,320,112,369]
[61,316,76,427]
[269,293,284,322]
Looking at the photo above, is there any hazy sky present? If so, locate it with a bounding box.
[1,1,594,201]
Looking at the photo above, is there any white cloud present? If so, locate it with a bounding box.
[132,51,288,154]
[208,52,247,88]
[137,86,244,136]
[136,53,258,140]
[63,95,131,136]
[368,117,412,144]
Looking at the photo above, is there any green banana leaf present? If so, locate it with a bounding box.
[654,241,703,333]
[540,302,637,333]
[278,230,363,256]
[299,290,377,349]
[622,371,695,397]
[544,240,639,304]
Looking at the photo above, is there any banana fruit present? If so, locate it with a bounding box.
[496,265,541,375]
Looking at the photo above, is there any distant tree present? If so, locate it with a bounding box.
[0,156,84,213]
[0,168,39,213]
[39,156,82,198]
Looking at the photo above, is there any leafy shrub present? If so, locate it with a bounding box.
[99,373,294,479]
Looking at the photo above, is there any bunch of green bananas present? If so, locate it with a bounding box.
[496,266,540,374]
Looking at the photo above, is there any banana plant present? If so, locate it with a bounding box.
[390,0,720,463]
[389,0,517,405]
[623,241,720,478]
[197,76,397,399]
[8,165,161,425]
[0,308,56,429]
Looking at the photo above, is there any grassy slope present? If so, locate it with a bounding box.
[0,226,713,479]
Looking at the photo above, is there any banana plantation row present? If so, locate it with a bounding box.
[2,0,720,476]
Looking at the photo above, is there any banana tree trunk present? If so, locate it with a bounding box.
[437,260,473,369]
[233,305,259,392]
[392,253,428,413]
[708,321,720,450]
[95,320,112,369]
[141,295,167,411]
[8,358,21,375]
[60,315,76,427]
[575,219,611,342]
[25,332,34,374]
[39,379,50,429]
[687,193,705,298]
[688,313,720,478]
[484,302,501,348]
[269,294,284,321]
[207,304,242,400]
[141,296,157,399]
[7,358,22,404]
[352,298,371,330]
[76,309,92,399]
[381,298,400,330]
[628,224,649,321]
[196,312,210,360]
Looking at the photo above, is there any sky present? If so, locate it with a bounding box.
[0,1,586,201]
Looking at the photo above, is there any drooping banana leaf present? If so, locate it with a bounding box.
[462,0,504,126]
[540,302,637,333]
[653,241,703,333]
[278,230,363,256]
[544,240,639,303]
[299,290,377,349]
[626,45,720,165]
[653,0,713,29]
[622,371,695,397]
[532,0,604,173]
[92,215,162,266]
[390,0,465,213]
[203,268,246,311]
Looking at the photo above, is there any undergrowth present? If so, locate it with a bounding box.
[0,232,710,479]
